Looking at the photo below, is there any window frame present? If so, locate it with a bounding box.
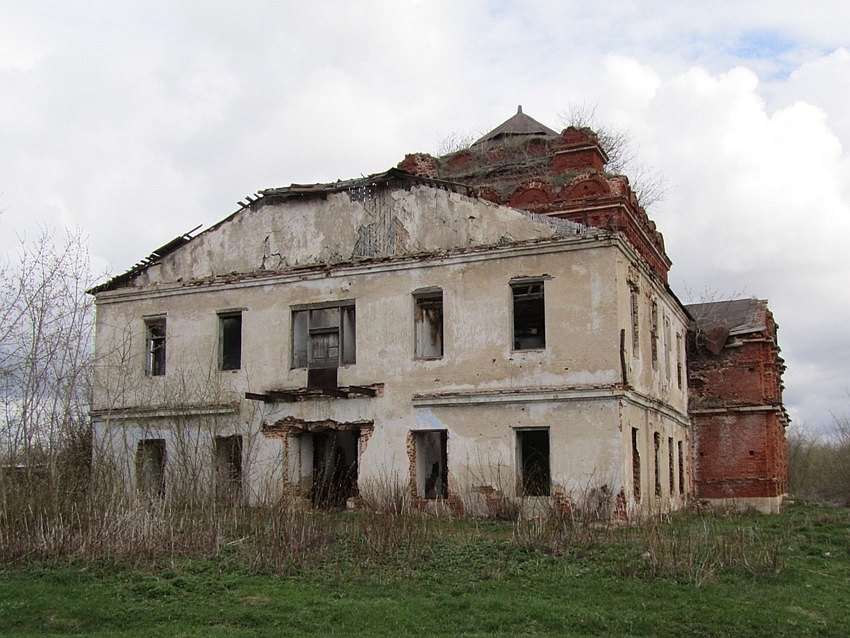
[136,438,166,496]
[516,427,551,497]
[510,277,548,352]
[650,299,659,368]
[218,310,243,371]
[144,316,167,377]
[413,287,444,360]
[290,300,356,369]
[629,284,640,357]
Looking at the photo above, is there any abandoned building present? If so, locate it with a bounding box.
[89,106,787,515]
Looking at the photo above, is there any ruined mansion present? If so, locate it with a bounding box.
[89,107,788,515]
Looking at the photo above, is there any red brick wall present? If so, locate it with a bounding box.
[689,317,788,501]
[689,339,780,407]
[693,411,787,498]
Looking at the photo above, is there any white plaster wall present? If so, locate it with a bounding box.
[92,184,690,510]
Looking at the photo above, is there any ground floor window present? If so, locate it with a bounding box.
[517,429,550,496]
[654,432,661,497]
[136,438,165,496]
[414,430,448,499]
[668,436,675,494]
[632,427,641,502]
[215,435,243,502]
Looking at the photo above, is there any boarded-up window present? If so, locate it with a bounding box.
[219,312,242,371]
[414,289,443,359]
[136,439,165,496]
[291,303,356,368]
[145,318,166,376]
[511,280,545,350]
[517,429,550,496]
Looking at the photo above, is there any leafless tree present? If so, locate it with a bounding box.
[0,227,97,482]
[434,129,478,156]
[559,102,667,208]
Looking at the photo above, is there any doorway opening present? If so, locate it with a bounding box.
[517,429,550,496]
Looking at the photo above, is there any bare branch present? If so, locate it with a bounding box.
[558,102,667,208]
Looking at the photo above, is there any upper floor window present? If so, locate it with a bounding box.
[219,311,242,371]
[145,317,166,376]
[629,285,640,356]
[676,332,683,389]
[511,279,545,350]
[413,288,443,359]
[650,300,658,368]
[291,302,356,369]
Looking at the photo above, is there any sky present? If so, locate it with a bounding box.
[1,1,848,434]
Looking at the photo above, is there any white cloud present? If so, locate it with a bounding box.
[1,1,850,432]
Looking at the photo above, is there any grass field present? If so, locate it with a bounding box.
[1,503,848,636]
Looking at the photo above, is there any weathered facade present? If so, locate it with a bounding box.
[686,299,788,513]
[89,107,783,515]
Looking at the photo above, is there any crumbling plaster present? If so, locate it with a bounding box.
[92,182,690,512]
[135,187,586,288]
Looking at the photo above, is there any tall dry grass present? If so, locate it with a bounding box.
[1,450,787,585]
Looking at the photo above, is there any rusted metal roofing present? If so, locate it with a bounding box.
[471,105,559,149]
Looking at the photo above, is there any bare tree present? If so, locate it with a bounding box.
[559,102,667,208]
[0,227,96,480]
[434,129,478,156]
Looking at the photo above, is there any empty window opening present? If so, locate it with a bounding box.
[677,441,685,495]
[310,429,360,508]
[215,435,243,502]
[664,316,672,379]
[517,429,550,496]
[136,439,165,496]
[676,333,683,389]
[414,430,448,499]
[512,281,545,350]
[653,432,661,497]
[219,312,242,371]
[650,300,658,368]
[668,436,675,494]
[145,318,166,376]
[291,303,355,369]
[630,286,640,356]
[414,290,443,359]
[632,427,641,502]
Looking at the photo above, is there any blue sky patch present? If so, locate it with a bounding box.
[732,29,796,60]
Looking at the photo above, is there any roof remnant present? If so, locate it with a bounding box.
[686,299,770,354]
[89,169,480,294]
[260,168,475,202]
[87,224,202,295]
[471,105,559,150]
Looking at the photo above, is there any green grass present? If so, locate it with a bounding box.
[1,503,848,637]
